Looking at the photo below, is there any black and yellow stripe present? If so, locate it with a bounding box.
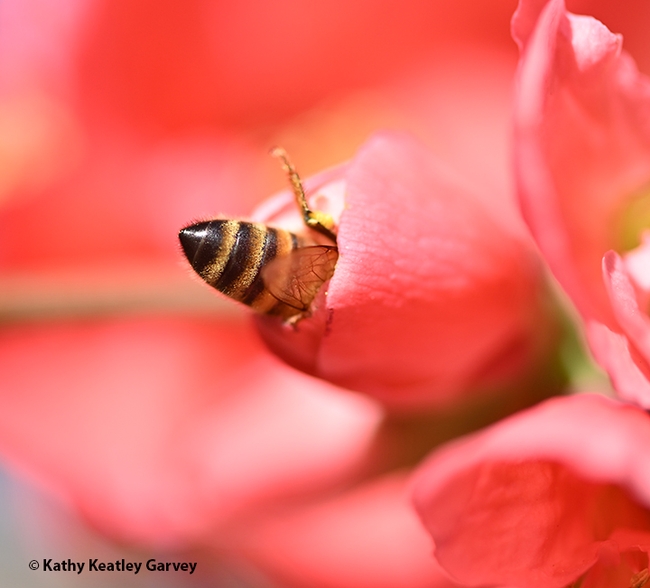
[179,148,339,322]
[179,220,304,318]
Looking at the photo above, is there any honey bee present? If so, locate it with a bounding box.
[178,148,339,322]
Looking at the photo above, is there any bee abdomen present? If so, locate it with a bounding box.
[179,219,298,313]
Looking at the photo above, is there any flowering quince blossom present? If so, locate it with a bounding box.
[0,0,579,586]
[512,0,650,406]
[413,394,650,588]
[254,131,557,412]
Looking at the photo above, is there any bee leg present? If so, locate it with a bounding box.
[270,146,338,244]
[284,314,304,328]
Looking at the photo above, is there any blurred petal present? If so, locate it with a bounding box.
[413,394,650,587]
[586,320,650,407]
[603,251,650,360]
[77,0,518,134]
[0,132,264,270]
[236,472,460,588]
[567,0,650,76]
[511,0,550,51]
[584,249,650,406]
[0,318,381,546]
[513,0,650,325]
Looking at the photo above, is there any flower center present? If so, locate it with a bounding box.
[616,187,650,252]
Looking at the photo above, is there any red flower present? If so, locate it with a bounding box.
[255,132,558,411]
[513,0,650,324]
[513,0,650,405]
[0,0,575,585]
[413,394,650,588]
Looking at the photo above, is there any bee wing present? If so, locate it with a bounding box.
[261,245,338,311]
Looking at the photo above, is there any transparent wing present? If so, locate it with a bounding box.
[261,245,338,311]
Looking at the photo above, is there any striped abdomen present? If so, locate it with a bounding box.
[179,219,337,320]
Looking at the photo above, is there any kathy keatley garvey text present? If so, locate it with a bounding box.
[40,558,197,574]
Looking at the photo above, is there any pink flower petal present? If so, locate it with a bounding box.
[256,132,554,411]
[583,249,650,406]
[413,394,650,587]
[0,318,381,546]
[513,0,650,325]
[573,1,650,76]
[511,0,550,51]
[586,320,650,407]
[235,472,460,588]
[603,250,650,360]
